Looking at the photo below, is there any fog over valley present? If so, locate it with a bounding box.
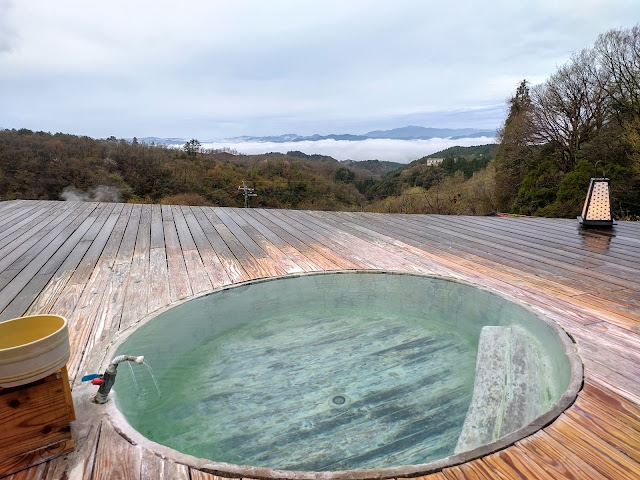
[198,136,496,163]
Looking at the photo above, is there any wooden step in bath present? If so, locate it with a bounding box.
[455,326,543,453]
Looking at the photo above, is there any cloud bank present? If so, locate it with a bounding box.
[200,137,496,164]
[0,2,637,138]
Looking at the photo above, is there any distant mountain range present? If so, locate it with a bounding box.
[229,126,496,143]
[131,126,496,145]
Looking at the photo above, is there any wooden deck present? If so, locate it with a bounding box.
[1,199,639,479]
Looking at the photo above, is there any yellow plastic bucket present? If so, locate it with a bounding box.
[0,315,70,387]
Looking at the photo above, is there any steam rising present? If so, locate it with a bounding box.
[60,186,121,202]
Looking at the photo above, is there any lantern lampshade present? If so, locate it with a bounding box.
[577,178,613,228]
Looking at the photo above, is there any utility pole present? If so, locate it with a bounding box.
[238,180,257,208]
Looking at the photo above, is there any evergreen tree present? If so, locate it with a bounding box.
[493,80,534,211]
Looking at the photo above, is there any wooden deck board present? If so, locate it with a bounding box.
[162,204,193,301]
[191,206,252,283]
[245,209,342,271]
[0,203,98,318]
[428,215,640,287]
[517,431,610,479]
[258,208,360,269]
[148,204,171,312]
[0,204,57,249]
[92,420,142,480]
[387,214,637,292]
[181,206,231,288]
[544,414,640,479]
[24,203,121,316]
[171,205,214,294]
[0,200,639,480]
[120,204,152,330]
[0,203,83,279]
[224,208,306,274]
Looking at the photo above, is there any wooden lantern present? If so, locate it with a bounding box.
[577,163,614,228]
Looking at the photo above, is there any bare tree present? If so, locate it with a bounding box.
[592,25,640,171]
[530,50,608,172]
[592,25,640,121]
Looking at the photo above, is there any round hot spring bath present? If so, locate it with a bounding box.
[110,272,581,478]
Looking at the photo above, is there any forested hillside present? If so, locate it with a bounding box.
[0,130,388,210]
[367,24,640,218]
[0,129,496,214]
[1,28,638,218]
[494,25,640,219]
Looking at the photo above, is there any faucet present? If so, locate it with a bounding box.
[91,354,144,404]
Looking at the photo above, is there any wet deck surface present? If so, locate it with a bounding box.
[1,199,639,479]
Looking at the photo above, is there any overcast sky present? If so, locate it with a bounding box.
[0,1,637,140]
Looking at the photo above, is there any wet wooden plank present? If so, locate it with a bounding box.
[66,204,125,287]
[262,209,360,270]
[41,407,102,480]
[399,473,449,480]
[517,430,609,479]
[162,205,192,301]
[234,208,317,272]
[148,205,171,313]
[115,204,142,265]
[150,204,165,249]
[60,206,136,382]
[335,212,639,339]
[190,206,250,283]
[389,215,591,288]
[220,208,304,274]
[291,210,424,272]
[120,204,152,330]
[140,449,189,480]
[171,205,212,295]
[92,421,141,480]
[0,202,85,276]
[0,200,24,219]
[181,206,231,288]
[389,214,635,292]
[585,362,640,407]
[148,247,171,314]
[245,209,340,271]
[454,215,639,268]
[544,414,640,479]
[567,396,640,462]
[480,448,552,479]
[330,211,587,297]
[0,203,99,318]
[48,204,131,322]
[189,470,236,480]
[442,460,504,479]
[582,380,640,423]
[25,204,119,316]
[0,200,44,228]
[213,207,270,259]
[200,207,277,279]
[0,203,56,248]
[0,204,111,319]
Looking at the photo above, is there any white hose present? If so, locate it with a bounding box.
[110,354,144,366]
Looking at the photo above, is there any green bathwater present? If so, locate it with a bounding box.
[113,273,570,471]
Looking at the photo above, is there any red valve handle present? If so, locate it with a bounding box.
[91,378,104,385]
